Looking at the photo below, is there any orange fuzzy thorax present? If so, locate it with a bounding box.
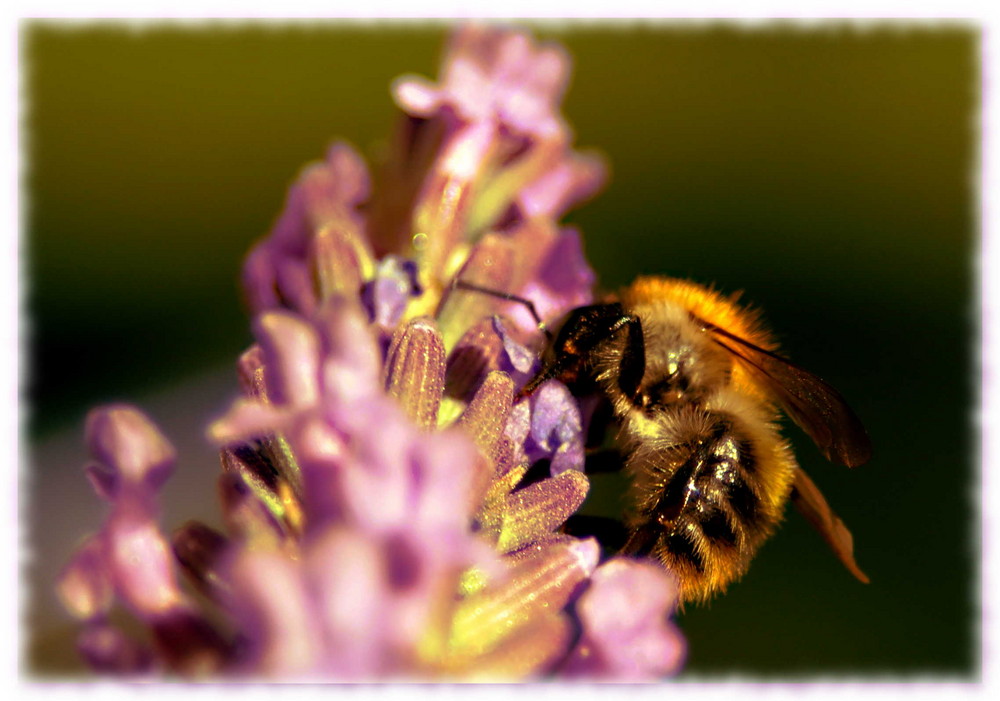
[620,276,777,401]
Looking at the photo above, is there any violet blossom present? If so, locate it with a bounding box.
[57,24,685,681]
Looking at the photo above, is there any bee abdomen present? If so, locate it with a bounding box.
[623,405,794,603]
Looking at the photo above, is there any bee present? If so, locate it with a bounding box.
[457,275,872,604]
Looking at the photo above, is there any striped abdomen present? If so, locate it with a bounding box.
[621,395,796,604]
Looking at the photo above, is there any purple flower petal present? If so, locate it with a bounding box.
[243,142,371,316]
[58,24,666,682]
[207,398,290,446]
[524,380,585,476]
[241,241,281,312]
[562,558,686,680]
[517,149,607,220]
[77,621,154,675]
[491,315,538,376]
[303,528,387,678]
[361,255,422,331]
[314,297,383,399]
[223,548,325,677]
[84,405,176,497]
[269,141,370,252]
[395,24,570,139]
[254,311,322,408]
[103,500,184,618]
[57,535,113,620]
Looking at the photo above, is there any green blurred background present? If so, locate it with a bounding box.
[24,22,977,677]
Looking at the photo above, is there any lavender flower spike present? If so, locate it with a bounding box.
[59,24,686,681]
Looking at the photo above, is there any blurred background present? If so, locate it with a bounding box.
[24,22,977,677]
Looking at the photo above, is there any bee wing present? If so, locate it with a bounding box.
[700,319,872,467]
[791,467,870,584]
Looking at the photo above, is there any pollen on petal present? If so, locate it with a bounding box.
[384,318,447,430]
[496,469,589,553]
[457,371,515,473]
[447,538,596,658]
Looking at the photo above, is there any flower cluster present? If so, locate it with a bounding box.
[56,24,685,681]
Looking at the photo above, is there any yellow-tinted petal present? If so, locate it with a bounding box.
[383,317,447,430]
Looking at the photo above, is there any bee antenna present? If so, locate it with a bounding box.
[450,279,553,342]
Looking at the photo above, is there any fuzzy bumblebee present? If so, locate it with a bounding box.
[520,276,872,604]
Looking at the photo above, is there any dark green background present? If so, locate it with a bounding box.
[25,23,977,677]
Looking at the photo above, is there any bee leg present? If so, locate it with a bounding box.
[621,525,658,558]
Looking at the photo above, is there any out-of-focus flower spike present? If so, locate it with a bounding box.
[61,25,671,681]
[206,399,289,446]
[436,234,516,349]
[383,317,446,430]
[223,548,325,678]
[414,120,497,278]
[367,115,449,257]
[56,535,113,620]
[254,311,321,408]
[397,23,570,140]
[304,528,387,679]
[456,370,514,472]
[561,558,686,680]
[447,538,598,658]
[496,469,589,554]
[242,242,282,313]
[270,142,370,250]
[274,257,318,317]
[517,149,607,220]
[102,502,184,619]
[77,621,154,675]
[172,520,231,604]
[85,406,176,498]
[465,139,564,235]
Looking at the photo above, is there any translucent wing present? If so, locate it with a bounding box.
[791,467,870,584]
[698,318,872,467]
